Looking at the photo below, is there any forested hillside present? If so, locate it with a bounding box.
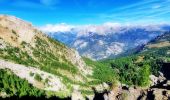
[101,31,170,86]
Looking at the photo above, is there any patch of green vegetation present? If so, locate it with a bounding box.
[34,73,42,82]
[46,91,70,99]
[102,56,152,86]
[87,80,103,85]
[0,46,38,67]
[83,57,117,84]
[21,41,27,48]
[44,78,49,83]
[47,36,65,48]
[12,30,17,35]
[80,90,94,96]
[29,72,34,77]
[0,69,45,97]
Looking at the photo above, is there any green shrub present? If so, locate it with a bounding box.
[29,72,34,77]
[45,78,49,84]
[12,30,17,35]
[34,74,42,82]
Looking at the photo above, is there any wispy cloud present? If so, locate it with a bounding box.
[40,23,75,32]
[98,0,170,24]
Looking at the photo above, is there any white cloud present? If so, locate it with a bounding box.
[143,24,162,31]
[75,22,124,37]
[40,22,123,36]
[103,22,121,27]
[39,22,169,36]
[39,23,75,32]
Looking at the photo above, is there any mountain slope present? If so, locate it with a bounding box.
[0,15,113,99]
[143,31,170,52]
[101,31,170,86]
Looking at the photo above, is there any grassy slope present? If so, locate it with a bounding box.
[0,32,113,97]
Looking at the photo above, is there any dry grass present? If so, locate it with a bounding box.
[147,41,170,48]
[0,26,19,47]
[135,56,144,63]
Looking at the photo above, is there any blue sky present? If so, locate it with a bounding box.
[0,0,170,26]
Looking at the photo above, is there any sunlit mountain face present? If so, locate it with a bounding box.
[41,24,170,60]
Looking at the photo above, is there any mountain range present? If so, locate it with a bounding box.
[42,24,170,60]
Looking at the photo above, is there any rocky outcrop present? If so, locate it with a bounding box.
[0,15,36,43]
[71,86,85,100]
[66,49,93,76]
[103,86,143,100]
[150,72,166,86]
[152,89,169,100]
[99,71,170,100]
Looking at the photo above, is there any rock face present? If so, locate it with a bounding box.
[150,72,166,86]
[102,87,170,100]
[103,86,142,100]
[152,89,169,100]
[66,49,93,75]
[0,15,35,43]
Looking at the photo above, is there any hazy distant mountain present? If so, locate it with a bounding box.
[43,24,170,60]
